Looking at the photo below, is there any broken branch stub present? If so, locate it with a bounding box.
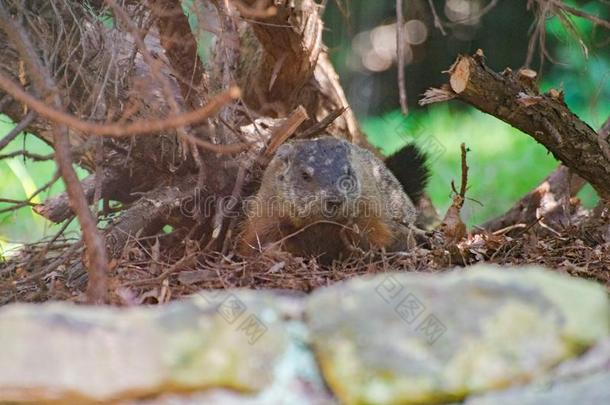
[422,51,610,199]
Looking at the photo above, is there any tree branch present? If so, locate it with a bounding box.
[0,110,36,151]
[0,6,109,304]
[396,0,408,115]
[234,0,323,112]
[420,51,610,199]
[149,0,208,109]
[0,70,241,142]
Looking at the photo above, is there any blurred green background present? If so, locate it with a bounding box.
[0,0,608,253]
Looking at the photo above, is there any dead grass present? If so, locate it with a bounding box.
[2,221,608,306]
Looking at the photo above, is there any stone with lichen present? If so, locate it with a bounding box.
[306,265,610,405]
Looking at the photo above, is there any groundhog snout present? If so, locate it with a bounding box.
[322,195,344,210]
[318,186,353,217]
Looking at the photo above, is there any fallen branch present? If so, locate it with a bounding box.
[104,177,198,259]
[483,117,610,233]
[34,171,133,223]
[420,51,610,199]
[482,165,585,233]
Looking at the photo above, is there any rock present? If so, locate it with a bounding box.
[127,321,337,405]
[464,371,610,405]
[0,290,328,403]
[126,322,335,404]
[465,336,610,404]
[552,337,610,379]
[306,264,610,405]
[1,264,608,404]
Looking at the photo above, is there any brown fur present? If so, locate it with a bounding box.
[238,136,417,263]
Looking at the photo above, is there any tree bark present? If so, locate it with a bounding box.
[234,0,370,148]
[421,51,610,199]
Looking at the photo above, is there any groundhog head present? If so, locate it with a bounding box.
[270,136,362,223]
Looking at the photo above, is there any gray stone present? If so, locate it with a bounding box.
[127,322,336,405]
[464,371,610,405]
[122,320,337,405]
[306,264,610,405]
[552,337,610,379]
[466,336,610,404]
[0,291,316,403]
[1,264,608,404]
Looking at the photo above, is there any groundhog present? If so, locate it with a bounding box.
[238,136,428,263]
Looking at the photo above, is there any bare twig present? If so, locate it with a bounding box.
[449,143,469,209]
[0,6,110,304]
[396,0,408,115]
[525,0,609,69]
[426,0,447,35]
[0,110,36,151]
[297,107,348,139]
[550,0,610,30]
[0,172,61,215]
[459,143,468,202]
[0,70,242,143]
[0,150,54,161]
[0,198,38,206]
[265,105,309,157]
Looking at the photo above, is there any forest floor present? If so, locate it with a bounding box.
[1,222,609,306]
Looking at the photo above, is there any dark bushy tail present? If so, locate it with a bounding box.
[384,144,430,203]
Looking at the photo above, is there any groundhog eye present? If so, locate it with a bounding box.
[301,170,312,181]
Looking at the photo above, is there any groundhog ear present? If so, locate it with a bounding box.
[275,143,294,162]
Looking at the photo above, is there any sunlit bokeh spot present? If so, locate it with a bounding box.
[405,19,428,45]
[445,0,481,25]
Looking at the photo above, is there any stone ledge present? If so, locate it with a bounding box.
[0,264,608,404]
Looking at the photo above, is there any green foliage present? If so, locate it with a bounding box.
[362,105,599,226]
[361,0,607,226]
[0,117,84,254]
